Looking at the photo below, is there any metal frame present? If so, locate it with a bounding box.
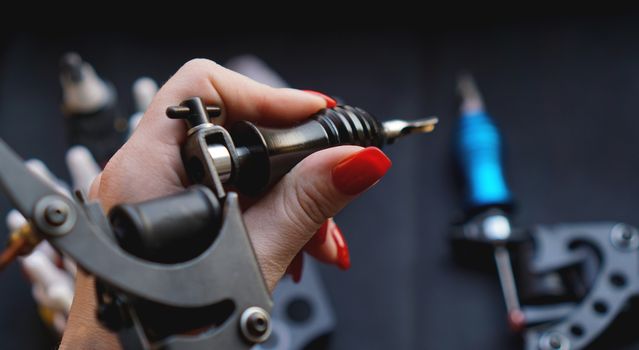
[0,137,273,349]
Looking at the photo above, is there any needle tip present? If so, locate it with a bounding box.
[382,117,438,143]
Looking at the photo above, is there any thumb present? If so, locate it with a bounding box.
[243,146,392,290]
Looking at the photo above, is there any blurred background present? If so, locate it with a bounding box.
[2,17,639,349]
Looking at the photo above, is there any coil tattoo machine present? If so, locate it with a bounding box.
[0,98,436,349]
[451,74,639,350]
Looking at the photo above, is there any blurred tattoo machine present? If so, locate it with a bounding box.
[1,53,159,337]
[59,53,128,164]
[0,74,436,349]
[451,74,639,350]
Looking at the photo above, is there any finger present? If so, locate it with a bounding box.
[287,218,343,283]
[285,252,304,283]
[303,218,350,269]
[120,59,331,204]
[244,146,392,291]
[134,59,328,149]
[66,145,101,195]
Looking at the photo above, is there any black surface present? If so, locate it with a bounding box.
[2,21,639,349]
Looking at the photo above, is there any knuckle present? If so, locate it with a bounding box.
[252,89,273,117]
[180,58,219,73]
[279,176,334,235]
[173,59,222,97]
[297,184,333,226]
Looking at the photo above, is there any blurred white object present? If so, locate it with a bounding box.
[34,241,59,264]
[25,159,70,197]
[6,209,27,232]
[52,312,67,335]
[60,52,113,114]
[66,145,101,194]
[128,113,144,137]
[22,251,74,313]
[133,77,158,112]
[62,256,77,277]
[225,55,288,88]
[129,77,158,137]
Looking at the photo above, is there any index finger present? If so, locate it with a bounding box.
[135,59,328,147]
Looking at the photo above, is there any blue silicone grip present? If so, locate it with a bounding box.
[456,110,511,209]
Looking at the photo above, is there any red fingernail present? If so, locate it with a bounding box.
[302,90,337,108]
[331,224,351,270]
[332,147,392,195]
[288,252,304,283]
[309,220,330,246]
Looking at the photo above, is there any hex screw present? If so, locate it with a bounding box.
[240,306,271,343]
[44,203,69,226]
[611,224,639,251]
[538,331,570,350]
[34,196,77,236]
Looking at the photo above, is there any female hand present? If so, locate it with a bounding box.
[61,58,391,349]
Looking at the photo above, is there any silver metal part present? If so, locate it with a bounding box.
[382,117,438,143]
[33,195,77,236]
[207,145,233,183]
[538,331,570,350]
[481,213,522,325]
[132,77,158,113]
[483,214,512,241]
[610,223,639,251]
[457,73,485,114]
[187,123,215,137]
[494,245,521,322]
[240,306,272,343]
[255,260,337,350]
[66,145,101,194]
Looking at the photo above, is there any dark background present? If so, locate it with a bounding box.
[2,18,639,349]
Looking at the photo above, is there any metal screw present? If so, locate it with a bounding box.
[45,203,68,226]
[611,223,639,251]
[538,332,570,350]
[34,196,77,236]
[240,306,271,343]
[622,230,632,240]
[482,214,511,241]
[248,313,267,333]
[548,335,562,349]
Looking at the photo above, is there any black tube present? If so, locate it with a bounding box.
[109,186,222,263]
[230,105,385,195]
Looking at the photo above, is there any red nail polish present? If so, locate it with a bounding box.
[302,90,337,108]
[289,252,304,283]
[331,225,351,270]
[332,147,392,195]
[309,220,330,246]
